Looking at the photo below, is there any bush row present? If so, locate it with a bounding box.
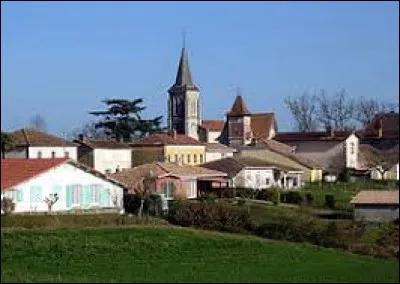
[1,213,169,229]
[167,201,399,259]
[220,188,336,208]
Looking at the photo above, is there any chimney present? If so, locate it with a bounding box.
[377,118,383,138]
[326,126,334,138]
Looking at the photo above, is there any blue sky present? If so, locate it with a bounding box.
[1,1,399,136]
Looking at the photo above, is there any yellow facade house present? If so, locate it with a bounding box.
[130,132,206,167]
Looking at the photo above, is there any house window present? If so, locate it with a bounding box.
[200,154,203,163]
[71,184,82,205]
[265,178,270,187]
[222,153,226,158]
[350,142,355,155]
[174,154,178,162]
[162,182,176,200]
[194,154,197,163]
[167,155,171,162]
[51,151,56,159]
[181,154,184,163]
[37,151,42,159]
[64,151,69,158]
[186,181,197,198]
[187,154,191,163]
[90,184,101,204]
[105,169,111,174]
[30,186,42,203]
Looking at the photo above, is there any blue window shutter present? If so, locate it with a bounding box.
[17,190,23,202]
[100,189,109,207]
[83,185,91,207]
[52,185,62,197]
[30,186,42,203]
[66,185,73,208]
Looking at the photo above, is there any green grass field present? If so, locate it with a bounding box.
[1,226,398,283]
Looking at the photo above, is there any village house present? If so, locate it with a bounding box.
[3,128,78,160]
[357,144,399,181]
[205,142,236,163]
[130,132,206,167]
[218,95,278,148]
[350,190,399,223]
[274,130,360,176]
[359,111,399,150]
[201,156,304,190]
[1,158,126,214]
[110,162,227,200]
[198,120,225,143]
[74,135,132,174]
[238,139,323,183]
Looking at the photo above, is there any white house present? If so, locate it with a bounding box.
[74,136,132,174]
[4,128,78,161]
[1,158,126,214]
[202,156,303,190]
[199,120,225,143]
[205,142,236,163]
[274,130,360,175]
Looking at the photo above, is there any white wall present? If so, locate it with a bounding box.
[207,130,222,143]
[205,151,234,163]
[232,168,277,189]
[1,163,125,213]
[93,149,132,174]
[345,134,359,168]
[28,147,78,161]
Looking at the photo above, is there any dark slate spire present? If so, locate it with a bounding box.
[170,47,199,91]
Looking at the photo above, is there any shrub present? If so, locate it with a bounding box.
[324,194,335,209]
[305,193,314,205]
[124,193,163,216]
[198,193,218,203]
[270,189,280,205]
[221,188,235,199]
[235,187,255,199]
[255,189,273,201]
[281,191,303,205]
[167,201,250,233]
[237,199,246,207]
[1,198,15,215]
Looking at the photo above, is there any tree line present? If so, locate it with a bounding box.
[284,89,399,132]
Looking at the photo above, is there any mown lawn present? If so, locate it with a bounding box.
[1,226,398,283]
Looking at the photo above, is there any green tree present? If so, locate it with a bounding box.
[89,98,164,142]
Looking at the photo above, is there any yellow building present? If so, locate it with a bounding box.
[130,133,206,167]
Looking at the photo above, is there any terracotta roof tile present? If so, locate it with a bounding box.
[1,158,69,191]
[131,133,204,146]
[350,190,399,205]
[74,138,131,149]
[205,143,236,153]
[228,95,250,116]
[363,112,399,139]
[110,162,227,191]
[250,113,276,139]
[202,156,302,178]
[10,128,76,147]
[274,130,353,142]
[201,120,225,131]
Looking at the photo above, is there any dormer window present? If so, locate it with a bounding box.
[350,142,355,155]
[37,151,42,159]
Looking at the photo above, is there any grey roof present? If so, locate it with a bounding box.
[169,48,198,92]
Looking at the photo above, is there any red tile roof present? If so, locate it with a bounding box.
[350,191,399,205]
[250,113,276,139]
[363,112,399,139]
[228,95,250,116]
[205,143,236,153]
[10,128,76,147]
[274,130,354,142]
[131,133,204,146]
[1,158,69,191]
[201,120,225,131]
[74,138,131,149]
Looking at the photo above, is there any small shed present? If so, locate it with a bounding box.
[350,190,399,223]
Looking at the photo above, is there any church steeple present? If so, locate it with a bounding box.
[170,47,198,91]
[167,36,201,140]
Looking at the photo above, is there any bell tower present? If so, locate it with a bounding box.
[167,37,200,140]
